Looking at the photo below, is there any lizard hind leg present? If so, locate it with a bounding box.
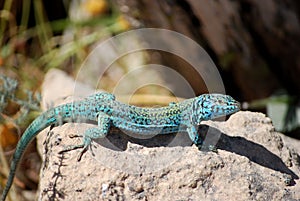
[59,112,111,161]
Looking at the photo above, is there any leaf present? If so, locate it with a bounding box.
[266,101,300,132]
[0,122,19,150]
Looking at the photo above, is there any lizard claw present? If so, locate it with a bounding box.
[59,144,87,161]
[77,147,88,161]
[69,134,83,138]
[59,138,92,161]
[59,144,84,154]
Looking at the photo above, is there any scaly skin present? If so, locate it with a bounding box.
[1,92,240,201]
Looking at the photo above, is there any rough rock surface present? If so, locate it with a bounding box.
[36,69,300,201]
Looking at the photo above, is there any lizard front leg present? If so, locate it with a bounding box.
[59,112,111,161]
[187,125,218,152]
[187,125,203,149]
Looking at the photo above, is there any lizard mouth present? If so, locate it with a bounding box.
[227,100,241,114]
[232,100,241,111]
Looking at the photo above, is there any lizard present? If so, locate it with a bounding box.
[0,92,240,201]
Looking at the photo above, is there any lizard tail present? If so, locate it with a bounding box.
[1,111,56,201]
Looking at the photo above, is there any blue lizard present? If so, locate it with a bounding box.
[1,92,240,200]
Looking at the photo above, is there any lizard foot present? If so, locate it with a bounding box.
[194,135,218,153]
[196,144,218,153]
[59,126,108,161]
[59,143,89,161]
[59,131,93,161]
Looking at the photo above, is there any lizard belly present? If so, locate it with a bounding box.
[111,117,181,135]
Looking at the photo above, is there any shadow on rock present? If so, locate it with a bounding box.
[199,125,299,182]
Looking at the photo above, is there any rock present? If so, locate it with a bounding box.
[36,69,300,200]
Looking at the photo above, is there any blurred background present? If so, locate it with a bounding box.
[0,0,299,200]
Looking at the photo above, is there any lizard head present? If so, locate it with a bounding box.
[193,94,240,122]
